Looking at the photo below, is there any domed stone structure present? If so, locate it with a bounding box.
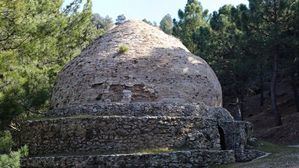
[51,20,222,110]
[17,21,265,168]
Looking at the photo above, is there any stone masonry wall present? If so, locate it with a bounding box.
[219,121,265,162]
[21,149,235,168]
[51,21,222,109]
[17,116,221,156]
[46,102,210,117]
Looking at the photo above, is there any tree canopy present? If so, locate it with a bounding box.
[0,0,103,128]
[160,14,173,34]
[172,0,298,125]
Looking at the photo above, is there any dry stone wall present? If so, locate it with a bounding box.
[219,121,265,161]
[47,102,211,117]
[18,116,221,156]
[21,149,235,168]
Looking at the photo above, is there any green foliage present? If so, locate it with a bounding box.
[0,131,28,168]
[174,0,298,121]
[0,145,28,168]
[192,4,256,112]
[0,0,103,128]
[142,19,153,26]
[160,14,173,34]
[173,0,209,52]
[116,14,126,25]
[142,19,157,26]
[118,45,129,54]
[92,14,114,31]
[0,131,13,154]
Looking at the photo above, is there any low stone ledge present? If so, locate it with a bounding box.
[21,149,235,168]
[237,149,267,162]
[16,116,221,156]
[46,102,210,117]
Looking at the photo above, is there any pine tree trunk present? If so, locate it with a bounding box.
[270,46,282,126]
[291,73,299,112]
[236,97,244,121]
[236,97,242,121]
[240,96,244,121]
[260,66,264,106]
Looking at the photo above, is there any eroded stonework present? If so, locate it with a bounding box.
[51,20,222,110]
[20,116,220,156]
[17,20,265,168]
[22,150,235,168]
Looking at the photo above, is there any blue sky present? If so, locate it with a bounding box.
[64,0,248,23]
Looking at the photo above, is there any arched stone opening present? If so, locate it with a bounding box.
[218,126,226,150]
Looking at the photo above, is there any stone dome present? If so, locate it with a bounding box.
[51,20,222,109]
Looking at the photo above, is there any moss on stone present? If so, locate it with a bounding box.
[118,44,129,54]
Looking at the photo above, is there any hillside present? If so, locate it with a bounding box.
[242,76,298,145]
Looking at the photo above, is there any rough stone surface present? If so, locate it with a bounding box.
[21,149,235,168]
[218,121,266,162]
[51,20,222,111]
[17,20,265,167]
[208,107,234,122]
[46,102,214,117]
[17,116,220,156]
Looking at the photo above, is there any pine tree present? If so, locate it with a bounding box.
[173,0,209,53]
[160,14,173,34]
[0,0,101,129]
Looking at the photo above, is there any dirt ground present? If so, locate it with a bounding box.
[217,142,299,168]
[232,78,299,145]
[220,78,299,167]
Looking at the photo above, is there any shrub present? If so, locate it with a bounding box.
[0,145,28,168]
[0,131,28,167]
[118,45,129,54]
[0,131,13,154]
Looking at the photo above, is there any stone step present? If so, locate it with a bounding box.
[16,115,221,156]
[21,149,235,168]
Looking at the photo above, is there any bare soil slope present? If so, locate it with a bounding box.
[242,77,299,145]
